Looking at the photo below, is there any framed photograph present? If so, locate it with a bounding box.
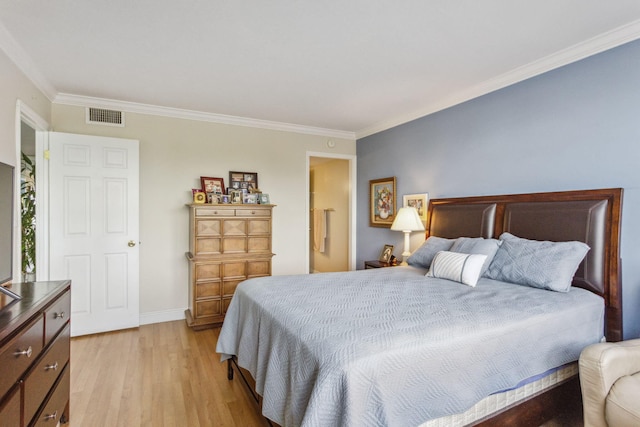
[201,176,225,195]
[369,177,396,227]
[221,194,230,204]
[403,193,429,226]
[259,193,270,204]
[229,189,243,204]
[229,171,258,192]
[243,193,258,204]
[378,244,394,263]
[193,191,206,204]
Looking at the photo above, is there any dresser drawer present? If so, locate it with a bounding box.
[222,279,243,297]
[196,281,221,299]
[24,323,70,423]
[195,237,221,255]
[247,218,271,235]
[247,260,271,277]
[0,316,44,398]
[196,299,222,318]
[223,262,246,278]
[235,208,271,217]
[195,218,221,236]
[44,290,70,343]
[195,207,234,217]
[0,384,20,427]
[31,362,70,427]
[195,263,221,281]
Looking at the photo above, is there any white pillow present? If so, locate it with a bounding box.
[426,251,487,287]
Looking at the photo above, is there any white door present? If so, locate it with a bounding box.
[49,132,139,337]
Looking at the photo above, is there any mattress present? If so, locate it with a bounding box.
[421,363,578,427]
[216,266,603,427]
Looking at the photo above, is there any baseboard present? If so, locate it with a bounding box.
[139,308,186,325]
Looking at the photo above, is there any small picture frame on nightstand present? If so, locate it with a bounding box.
[378,244,394,263]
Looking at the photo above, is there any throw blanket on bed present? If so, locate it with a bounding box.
[216,267,604,427]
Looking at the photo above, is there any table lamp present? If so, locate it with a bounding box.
[391,207,425,265]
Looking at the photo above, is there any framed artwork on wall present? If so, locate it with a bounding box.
[403,193,429,226]
[369,176,396,227]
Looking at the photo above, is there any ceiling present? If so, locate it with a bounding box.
[2,1,640,139]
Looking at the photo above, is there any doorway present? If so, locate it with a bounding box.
[15,100,49,283]
[307,153,356,273]
[20,121,36,281]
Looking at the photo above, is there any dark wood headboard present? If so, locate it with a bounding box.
[426,188,623,341]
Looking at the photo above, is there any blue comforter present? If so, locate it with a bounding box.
[216,266,603,427]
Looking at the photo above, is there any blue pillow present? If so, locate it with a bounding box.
[450,237,501,277]
[407,236,454,269]
[485,232,590,292]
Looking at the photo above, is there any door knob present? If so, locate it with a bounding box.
[128,240,136,247]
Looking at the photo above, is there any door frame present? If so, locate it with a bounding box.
[14,100,50,282]
[306,151,357,272]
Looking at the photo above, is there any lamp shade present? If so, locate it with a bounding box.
[391,207,425,232]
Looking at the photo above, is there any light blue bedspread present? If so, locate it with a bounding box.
[216,266,604,427]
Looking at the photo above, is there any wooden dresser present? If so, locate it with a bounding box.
[185,204,274,330]
[0,280,71,426]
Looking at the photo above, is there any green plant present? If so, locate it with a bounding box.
[21,152,36,275]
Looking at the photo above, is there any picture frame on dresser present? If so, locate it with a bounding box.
[243,193,258,204]
[200,176,225,195]
[230,190,243,204]
[230,171,258,192]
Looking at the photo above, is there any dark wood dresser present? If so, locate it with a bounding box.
[0,280,71,426]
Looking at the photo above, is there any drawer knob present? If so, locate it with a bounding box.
[53,311,65,319]
[251,211,256,215]
[14,345,33,358]
[45,361,59,371]
[43,411,58,421]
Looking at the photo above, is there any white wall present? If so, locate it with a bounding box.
[51,104,356,320]
[0,49,50,165]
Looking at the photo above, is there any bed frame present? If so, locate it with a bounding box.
[228,187,623,426]
[427,187,623,426]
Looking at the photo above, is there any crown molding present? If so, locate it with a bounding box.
[0,21,57,101]
[356,19,640,139]
[54,93,356,140]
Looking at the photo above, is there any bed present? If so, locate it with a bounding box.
[216,188,623,426]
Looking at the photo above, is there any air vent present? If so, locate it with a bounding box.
[86,108,125,127]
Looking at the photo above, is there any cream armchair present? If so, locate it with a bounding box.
[579,339,640,427]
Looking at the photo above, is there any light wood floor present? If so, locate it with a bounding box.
[68,320,269,427]
[68,320,582,427]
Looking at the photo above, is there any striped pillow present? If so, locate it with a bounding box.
[426,251,487,287]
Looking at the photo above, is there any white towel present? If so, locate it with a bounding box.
[313,209,327,253]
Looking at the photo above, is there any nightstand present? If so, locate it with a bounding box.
[364,260,396,269]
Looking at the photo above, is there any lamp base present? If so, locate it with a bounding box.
[402,231,412,266]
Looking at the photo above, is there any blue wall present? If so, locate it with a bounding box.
[357,40,640,339]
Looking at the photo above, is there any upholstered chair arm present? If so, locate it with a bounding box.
[579,339,640,427]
